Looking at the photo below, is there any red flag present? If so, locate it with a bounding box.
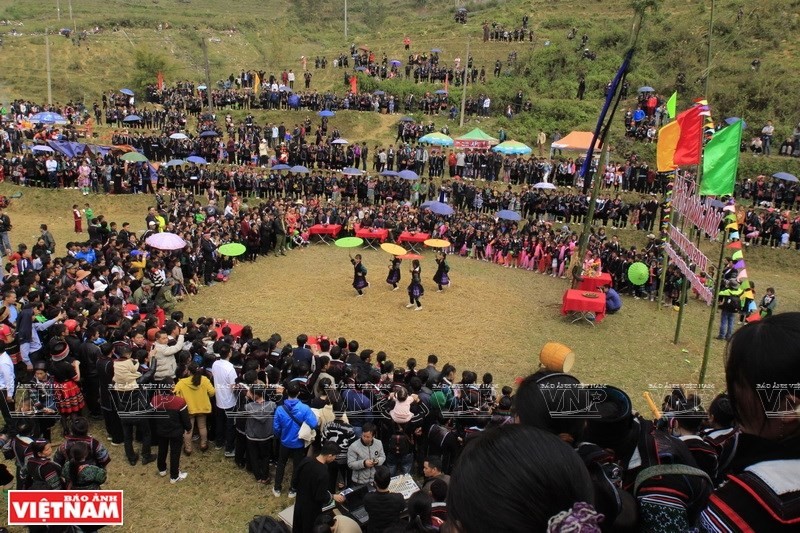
[156,71,164,91]
[349,75,358,95]
[444,73,449,94]
[673,106,703,166]
[726,241,743,250]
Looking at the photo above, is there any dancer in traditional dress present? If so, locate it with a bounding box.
[433,252,450,292]
[386,256,402,290]
[406,259,424,310]
[349,253,368,296]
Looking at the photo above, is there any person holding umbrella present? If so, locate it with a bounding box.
[433,251,450,292]
[407,259,424,310]
[349,253,369,297]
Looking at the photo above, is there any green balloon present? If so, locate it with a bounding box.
[628,262,649,286]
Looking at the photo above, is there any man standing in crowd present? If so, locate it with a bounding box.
[292,442,345,533]
[347,422,385,486]
[273,380,318,497]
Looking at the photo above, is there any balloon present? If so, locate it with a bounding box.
[627,262,649,286]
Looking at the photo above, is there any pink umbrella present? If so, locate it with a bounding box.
[145,232,187,250]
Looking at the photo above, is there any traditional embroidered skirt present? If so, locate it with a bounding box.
[55,380,86,415]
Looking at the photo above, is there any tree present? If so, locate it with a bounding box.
[130,48,170,95]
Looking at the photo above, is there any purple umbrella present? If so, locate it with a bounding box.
[200,130,218,137]
[398,169,419,180]
[426,201,454,215]
[145,232,187,251]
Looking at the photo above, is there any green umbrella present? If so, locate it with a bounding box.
[627,262,649,286]
[218,242,246,257]
[334,237,364,248]
[120,152,148,162]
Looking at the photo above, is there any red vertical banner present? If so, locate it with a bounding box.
[673,105,704,166]
[444,73,449,93]
[156,71,164,91]
[349,75,357,94]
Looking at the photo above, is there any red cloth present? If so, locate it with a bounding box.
[309,224,342,237]
[215,322,244,339]
[674,106,704,166]
[578,272,613,292]
[397,231,430,244]
[355,227,389,243]
[561,289,607,323]
[124,303,166,328]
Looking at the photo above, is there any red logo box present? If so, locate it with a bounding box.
[8,490,124,526]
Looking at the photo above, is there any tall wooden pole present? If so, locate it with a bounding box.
[45,29,53,105]
[459,41,469,128]
[201,37,214,111]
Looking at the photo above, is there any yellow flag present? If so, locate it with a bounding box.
[254,72,261,94]
[726,222,738,230]
[657,120,680,172]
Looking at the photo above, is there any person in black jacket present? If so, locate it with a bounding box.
[200,231,217,285]
[363,465,405,533]
[151,378,192,483]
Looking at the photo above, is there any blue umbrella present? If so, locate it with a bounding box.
[390,60,402,67]
[278,85,289,92]
[398,169,419,180]
[318,110,335,117]
[373,90,385,96]
[724,117,747,129]
[638,86,655,93]
[435,89,448,95]
[355,66,367,72]
[290,165,310,174]
[772,172,798,183]
[632,109,645,122]
[164,159,186,167]
[400,116,415,122]
[431,48,442,53]
[123,115,142,122]
[341,167,363,176]
[496,209,522,221]
[288,94,300,107]
[420,200,435,208]
[271,164,291,170]
[380,170,399,177]
[31,145,55,153]
[427,202,454,216]
[197,85,207,90]
[200,130,218,137]
[30,112,66,124]
[120,88,135,96]
[186,155,207,165]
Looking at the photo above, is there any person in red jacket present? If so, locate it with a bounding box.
[151,379,192,483]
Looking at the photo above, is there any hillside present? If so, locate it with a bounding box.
[1,0,800,159]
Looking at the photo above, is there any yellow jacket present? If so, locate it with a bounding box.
[174,375,216,414]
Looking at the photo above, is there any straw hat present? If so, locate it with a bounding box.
[76,270,91,281]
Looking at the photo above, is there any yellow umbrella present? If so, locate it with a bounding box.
[380,243,407,255]
[424,238,450,248]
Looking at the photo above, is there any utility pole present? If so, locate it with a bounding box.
[45,29,53,105]
[69,0,74,31]
[201,37,214,111]
[704,0,715,97]
[57,0,61,20]
[344,0,348,40]
[459,41,469,128]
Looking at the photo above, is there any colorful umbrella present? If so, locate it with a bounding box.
[30,112,67,124]
[121,152,148,162]
[426,202,454,215]
[318,110,335,117]
[145,232,187,251]
[120,88,135,96]
[424,239,450,248]
[418,132,454,147]
[187,156,208,165]
[495,210,521,221]
[218,243,246,257]
[335,237,364,248]
[772,172,798,183]
[390,60,402,67]
[290,165,310,174]
[627,262,649,285]
[398,170,419,180]
[493,140,532,155]
[381,243,407,255]
[398,253,423,260]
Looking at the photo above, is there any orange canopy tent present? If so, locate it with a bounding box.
[550,131,603,154]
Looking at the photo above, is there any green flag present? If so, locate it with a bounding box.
[701,120,743,196]
[666,92,677,119]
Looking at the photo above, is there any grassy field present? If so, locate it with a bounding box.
[0,182,798,530]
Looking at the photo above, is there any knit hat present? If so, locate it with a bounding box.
[50,340,70,361]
